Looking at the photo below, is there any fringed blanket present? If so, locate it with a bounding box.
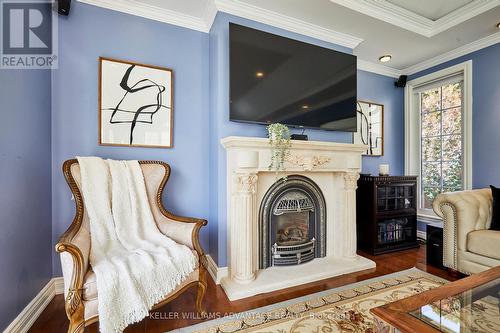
[77,157,196,333]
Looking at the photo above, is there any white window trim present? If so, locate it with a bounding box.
[404,60,473,219]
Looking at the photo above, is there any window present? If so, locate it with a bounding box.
[405,61,472,218]
[420,82,463,209]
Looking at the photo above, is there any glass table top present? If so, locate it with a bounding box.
[410,277,500,333]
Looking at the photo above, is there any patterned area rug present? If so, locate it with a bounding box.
[178,268,448,333]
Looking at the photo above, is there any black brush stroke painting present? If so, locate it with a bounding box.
[103,64,169,145]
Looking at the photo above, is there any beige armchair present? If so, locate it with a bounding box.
[55,159,207,333]
[433,189,500,275]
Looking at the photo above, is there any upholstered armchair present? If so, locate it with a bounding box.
[433,189,500,275]
[56,159,207,333]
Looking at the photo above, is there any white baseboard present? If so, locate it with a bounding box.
[3,277,63,333]
[54,277,65,295]
[205,254,228,285]
[417,230,426,241]
[417,216,443,241]
[417,214,443,226]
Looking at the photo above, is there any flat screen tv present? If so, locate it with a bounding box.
[229,23,357,132]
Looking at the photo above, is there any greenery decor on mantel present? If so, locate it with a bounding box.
[267,123,291,175]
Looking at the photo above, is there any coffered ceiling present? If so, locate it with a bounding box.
[78,0,500,76]
[387,0,473,20]
[329,0,499,37]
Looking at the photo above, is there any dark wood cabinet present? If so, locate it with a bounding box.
[356,175,419,255]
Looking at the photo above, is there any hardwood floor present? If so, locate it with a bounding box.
[28,245,461,333]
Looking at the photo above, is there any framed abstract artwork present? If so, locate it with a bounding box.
[353,101,384,156]
[99,57,173,148]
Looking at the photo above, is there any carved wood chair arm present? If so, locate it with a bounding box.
[55,241,88,319]
[55,225,91,318]
[161,209,208,226]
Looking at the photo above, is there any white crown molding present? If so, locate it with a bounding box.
[404,32,500,75]
[214,0,364,49]
[330,0,432,37]
[357,59,402,78]
[3,278,63,333]
[77,0,212,32]
[206,254,228,285]
[363,31,500,78]
[330,0,500,37]
[203,0,219,31]
[367,31,500,77]
[76,0,498,79]
[434,0,500,36]
[77,0,363,48]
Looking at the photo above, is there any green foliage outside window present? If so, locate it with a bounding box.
[421,82,463,209]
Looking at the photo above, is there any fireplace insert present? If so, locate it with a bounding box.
[259,175,326,268]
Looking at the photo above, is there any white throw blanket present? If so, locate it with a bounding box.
[77,157,196,333]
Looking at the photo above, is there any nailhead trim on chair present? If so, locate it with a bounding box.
[438,202,474,275]
[439,202,458,270]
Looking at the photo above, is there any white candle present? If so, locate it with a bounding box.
[379,164,389,176]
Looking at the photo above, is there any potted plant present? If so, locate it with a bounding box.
[267,123,291,174]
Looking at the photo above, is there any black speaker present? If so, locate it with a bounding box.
[57,0,71,15]
[394,75,407,88]
[426,225,445,269]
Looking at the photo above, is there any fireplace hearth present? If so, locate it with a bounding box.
[260,175,326,268]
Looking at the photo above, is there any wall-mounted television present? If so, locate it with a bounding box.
[229,23,357,132]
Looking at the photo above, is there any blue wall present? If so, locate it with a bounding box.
[410,43,500,189]
[2,2,404,292]
[51,2,210,275]
[208,13,404,266]
[0,68,52,330]
[3,0,497,327]
[358,70,404,176]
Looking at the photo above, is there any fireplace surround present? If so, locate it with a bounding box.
[260,175,326,268]
[221,136,376,300]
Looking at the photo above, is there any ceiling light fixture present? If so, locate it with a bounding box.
[255,71,264,78]
[497,22,500,28]
[378,55,392,63]
[301,105,309,110]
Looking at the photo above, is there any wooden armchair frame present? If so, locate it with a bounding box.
[55,159,207,333]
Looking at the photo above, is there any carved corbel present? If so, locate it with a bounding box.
[343,171,360,191]
[234,172,258,194]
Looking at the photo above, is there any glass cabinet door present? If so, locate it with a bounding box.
[376,184,415,212]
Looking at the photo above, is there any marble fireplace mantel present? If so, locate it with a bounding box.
[220,136,376,300]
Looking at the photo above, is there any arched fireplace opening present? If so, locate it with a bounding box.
[259,175,327,268]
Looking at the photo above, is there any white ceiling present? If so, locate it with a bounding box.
[78,0,500,76]
[387,0,473,21]
[248,0,500,69]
